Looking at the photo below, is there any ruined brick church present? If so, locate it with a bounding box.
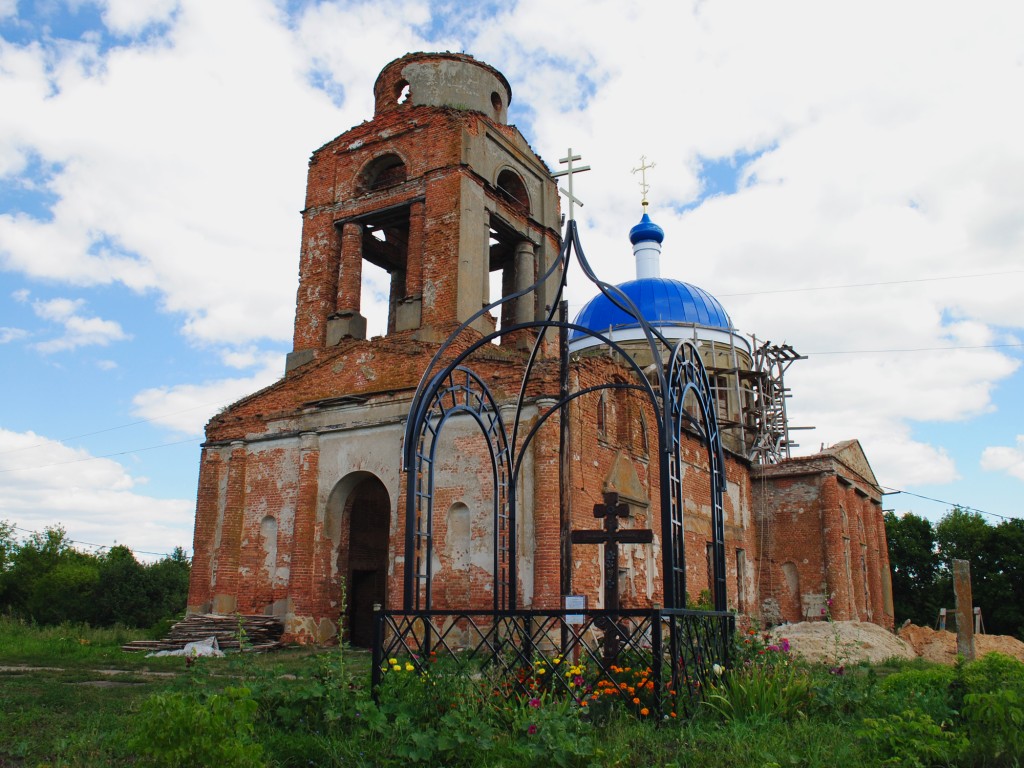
[186,52,894,644]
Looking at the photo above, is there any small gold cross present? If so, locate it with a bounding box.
[631,155,656,209]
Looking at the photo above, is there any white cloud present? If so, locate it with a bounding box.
[95,0,179,35]
[471,0,1024,492]
[131,351,281,435]
[31,297,130,353]
[0,0,346,344]
[1,0,1023,506]
[0,428,194,559]
[0,327,28,343]
[981,436,1024,482]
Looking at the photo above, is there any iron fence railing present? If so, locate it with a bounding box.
[371,607,734,719]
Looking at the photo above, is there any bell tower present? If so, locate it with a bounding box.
[286,52,563,373]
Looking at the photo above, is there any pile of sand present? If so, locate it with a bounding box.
[770,620,916,665]
[898,623,1024,664]
[765,620,1024,666]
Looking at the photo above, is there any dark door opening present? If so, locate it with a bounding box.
[342,476,390,648]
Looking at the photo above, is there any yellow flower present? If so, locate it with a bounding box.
[553,658,561,665]
[392,664,401,671]
[405,662,415,672]
[537,667,546,675]
[389,658,398,665]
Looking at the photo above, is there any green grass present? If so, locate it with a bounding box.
[5,617,1023,768]
[0,615,163,668]
[0,617,371,766]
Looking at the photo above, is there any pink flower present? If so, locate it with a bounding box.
[527,724,538,735]
[528,698,541,709]
[780,639,790,653]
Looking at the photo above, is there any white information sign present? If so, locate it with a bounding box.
[564,595,586,626]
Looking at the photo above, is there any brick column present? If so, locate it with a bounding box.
[291,214,341,352]
[287,433,321,623]
[406,201,424,298]
[337,222,363,313]
[863,501,883,623]
[187,447,223,614]
[212,441,247,614]
[532,399,561,609]
[876,507,895,627]
[820,476,847,619]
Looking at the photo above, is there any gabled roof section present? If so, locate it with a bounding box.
[823,439,879,488]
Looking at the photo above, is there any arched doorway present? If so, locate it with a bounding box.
[333,474,391,647]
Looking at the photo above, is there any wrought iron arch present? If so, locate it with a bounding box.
[403,366,512,611]
[401,219,728,615]
[384,217,735,718]
[665,339,728,611]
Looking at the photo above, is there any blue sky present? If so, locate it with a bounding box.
[1,0,1022,560]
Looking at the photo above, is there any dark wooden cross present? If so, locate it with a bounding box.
[571,492,653,658]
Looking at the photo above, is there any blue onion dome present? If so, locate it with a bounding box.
[629,212,664,245]
[569,278,733,340]
[569,209,733,343]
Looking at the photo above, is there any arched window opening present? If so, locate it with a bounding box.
[395,79,410,104]
[484,215,536,346]
[496,169,530,211]
[359,153,407,192]
[597,393,607,438]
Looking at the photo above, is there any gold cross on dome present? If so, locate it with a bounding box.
[552,147,591,221]
[631,155,656,209]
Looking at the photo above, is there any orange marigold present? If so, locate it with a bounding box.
[640,707,649,716]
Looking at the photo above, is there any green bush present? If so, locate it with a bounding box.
[961,688,1024,765]
[961,652,1024,696]
[131,686,264,768]
[872,665,956,722]
[858,709,967,768]
[807,664,878,718]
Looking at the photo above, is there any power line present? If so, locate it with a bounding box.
[8,524,191,560]
[807,342,1024,356]
[717,269,1024,298]
[0,437,199,474]
[881,486,1017,522]
[564,268,1024,311]
[0,400,222,456]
